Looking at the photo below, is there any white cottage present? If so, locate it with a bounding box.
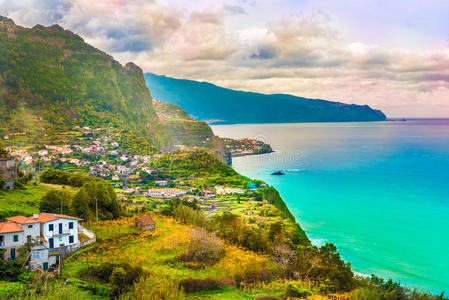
[1,213,84,270]
[0,222,24,260]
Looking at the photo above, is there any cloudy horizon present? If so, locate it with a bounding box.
[1,0,448,118]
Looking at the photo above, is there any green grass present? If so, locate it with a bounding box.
[0,182,78,219]
[0,281,27,299]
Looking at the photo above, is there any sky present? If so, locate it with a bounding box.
[1,0,448,117]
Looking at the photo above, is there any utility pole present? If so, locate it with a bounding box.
[95,196,98,222]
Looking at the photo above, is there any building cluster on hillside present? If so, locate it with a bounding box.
[215,185,246,195]
[0,156,18,189]
[0,213,95,271]
[147,188,187,199]
[6,129,157,186]
[222,137,272,157]
[5,128,253,204]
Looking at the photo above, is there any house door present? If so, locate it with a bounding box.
[10,248,15,259]
[58,223,63,234]
[49,238,54,249]
[43,262,48,271]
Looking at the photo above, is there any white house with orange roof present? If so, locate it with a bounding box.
[0,222,25,260]
[1,213,87,270]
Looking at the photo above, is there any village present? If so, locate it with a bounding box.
[0,127,281,274]
[2,127,271,207]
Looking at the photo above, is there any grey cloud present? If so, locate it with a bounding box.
[223,4,246,15]
[250,45,278,60]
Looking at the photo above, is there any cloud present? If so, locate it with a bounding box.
[0,0,448,117]
[223,4,246,15]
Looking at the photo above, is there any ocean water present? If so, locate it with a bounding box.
[211,120,449,294]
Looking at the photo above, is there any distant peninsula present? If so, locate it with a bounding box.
[144,73,387,124]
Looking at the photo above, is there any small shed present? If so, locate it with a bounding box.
[134,215,155,231]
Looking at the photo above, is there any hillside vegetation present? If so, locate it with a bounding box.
[145,73,387,124]
[153,99,216,148]
[0,16,169,150]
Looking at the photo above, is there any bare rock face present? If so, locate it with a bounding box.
[0,16,18,32]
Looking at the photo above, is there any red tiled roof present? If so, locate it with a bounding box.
[7,213,81,224]
[0,222,24,234]
[42,213,82,221]
[7,215,56,224]
[134,215,155,226]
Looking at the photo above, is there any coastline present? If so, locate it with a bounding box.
[230,149,274,158]
[212,121,449,294]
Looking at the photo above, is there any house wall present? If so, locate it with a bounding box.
[0,231,24,260]
[142,224,155,231]
[19,222,41,242]
[30,248,57,270]
[41,219,79,249]
[0,159,18,179]
[0,231,24,248]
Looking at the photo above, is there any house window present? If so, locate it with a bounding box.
[69,222,74,229]
[49,224,54,231]
[34,253,39,259]
[69,236,74,244]
[27,235,32,243]
[28,225,33,229]
[13,235,18,242]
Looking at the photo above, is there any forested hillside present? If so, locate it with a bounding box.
[145,73,387,124]
[0,16,169,150]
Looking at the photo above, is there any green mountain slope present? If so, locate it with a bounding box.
[0,16,169,150]
[153,99,231,163]
[145,73,387,124]
[153,99,214,147]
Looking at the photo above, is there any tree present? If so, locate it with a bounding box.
[40,190,72,214]
[0,139,8,157]
[72,179,121,221]
[40,169,69,185]
[269,221,285,243]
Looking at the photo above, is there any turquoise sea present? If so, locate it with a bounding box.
[211,120,449,294]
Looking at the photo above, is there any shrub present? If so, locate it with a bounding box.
[0,253,24,281]
[110,267,127,296]
[207,212,246,245]
[241,226,270,253]
[160,198,200,216]
[14,172,33,189]
[82,261,144,295]
[234,263,272,286]
[179,277,222,293]
[18,280,94,300]
[120,274,184,300]
[271,244,297,276]
[283,284,312,298]
[176,229,224,266]
[172,204,206,227]
[294,243,355,293]
[349,287,382,300]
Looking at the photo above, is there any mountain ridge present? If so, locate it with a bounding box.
[0,16,170,151]
[145,73,387,124]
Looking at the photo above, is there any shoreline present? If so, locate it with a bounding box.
[218,125,446,295]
